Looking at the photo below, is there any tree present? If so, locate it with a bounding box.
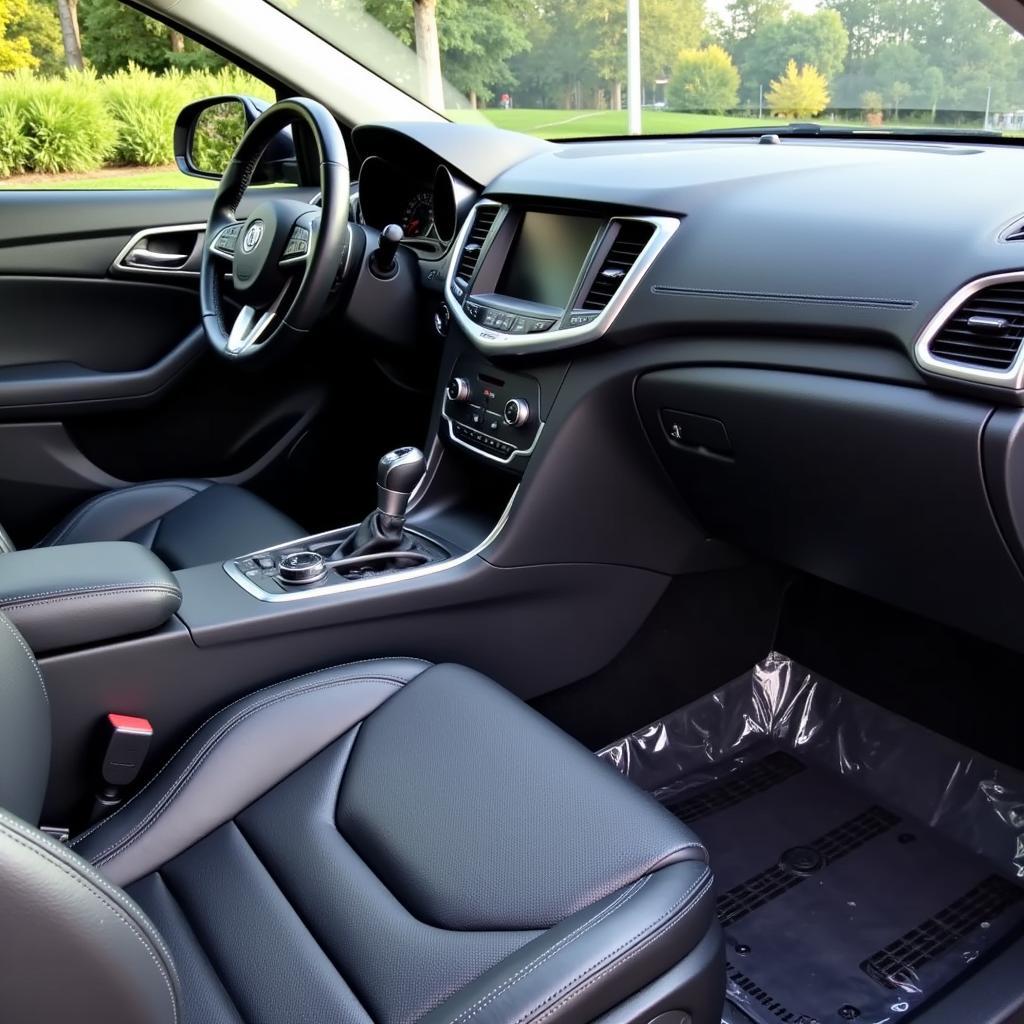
[890,78,911,117]
[412,0,444,109]
[667,44,740,113]
[921,65,943,119]
[724,0,790,40]
[5,0,63,73]
[78,0,223,73]
[739,9,848,96]
[765,59,829,118]
[55,0,82,69]
[366,0,533,107]
[0,0,38,70]
[860,89,883,113]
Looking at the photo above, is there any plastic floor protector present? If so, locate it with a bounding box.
[599,652,1024,1024]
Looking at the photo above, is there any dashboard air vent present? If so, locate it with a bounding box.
[456,205,499,282]
[581,221,655,311]
[929,283,1024,370]
[1004,219,1024,241]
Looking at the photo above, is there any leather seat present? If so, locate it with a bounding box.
[34,479,304,570]
[0,613,724,1024]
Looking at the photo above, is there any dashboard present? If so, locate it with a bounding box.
[349,120,1024,656]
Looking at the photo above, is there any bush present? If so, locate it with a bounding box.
[0,65,274,178]
[667,45,740,115]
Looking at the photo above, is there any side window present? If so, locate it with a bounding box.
[0,0,274,190]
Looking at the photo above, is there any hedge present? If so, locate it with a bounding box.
[0,65,274,177]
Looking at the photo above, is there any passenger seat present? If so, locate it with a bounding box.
[0,612,723,1024]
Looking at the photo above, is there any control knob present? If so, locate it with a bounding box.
[278,550,328,585]
[447,376,471,402]
[503,398,531,428]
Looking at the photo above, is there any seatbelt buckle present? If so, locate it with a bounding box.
[102,714,153,786]
[89,714,153,824]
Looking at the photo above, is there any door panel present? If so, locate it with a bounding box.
[0,186,325,546]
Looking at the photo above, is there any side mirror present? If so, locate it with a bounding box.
[173,95,300,185]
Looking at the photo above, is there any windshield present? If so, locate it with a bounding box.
[267,0,1024,139]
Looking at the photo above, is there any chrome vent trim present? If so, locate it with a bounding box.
[1002,218,1024,242]
[915,272,1024,388]
[455,202,500,282]
[581,221,656,311]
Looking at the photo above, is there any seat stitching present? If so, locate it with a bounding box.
[0,611,48,705]
[524,873,715,1024]
[0,583,181,604]
[42,482,204,546]
[1,588,182,614]
[0,818,178,1024]
[70,657,432,848]
[0,810,179,971]
[445,877,650,1024]
[91,673,413,866]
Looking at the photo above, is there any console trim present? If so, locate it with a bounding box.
[223,490,516,602]
[444,202,680,355]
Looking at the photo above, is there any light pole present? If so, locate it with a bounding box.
[627,0,641,135]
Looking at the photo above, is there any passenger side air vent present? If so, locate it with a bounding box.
[581,221,656,311]
[455,204,499,283]
[928,283,1024,370]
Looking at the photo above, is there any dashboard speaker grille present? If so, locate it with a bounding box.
[929,283,1024,370]
[455,205,499,282]
[581,221,655,311]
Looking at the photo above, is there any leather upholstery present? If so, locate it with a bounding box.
[0,810,180,1024]
[0,612,723,1024]
[0,612,49,823]
[0,541,181,654]
[37,479,304,570]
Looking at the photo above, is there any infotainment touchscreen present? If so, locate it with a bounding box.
[498,212,603,309]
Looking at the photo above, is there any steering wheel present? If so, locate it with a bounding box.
[201,97,350,360]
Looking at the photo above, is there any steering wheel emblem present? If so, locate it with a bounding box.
[241,220,264,253]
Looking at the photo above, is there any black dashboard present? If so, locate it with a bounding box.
[350,120,1024,655]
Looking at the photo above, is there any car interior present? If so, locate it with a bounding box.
[2,1,1024,1023]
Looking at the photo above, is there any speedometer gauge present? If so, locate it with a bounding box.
[402,192,435,237]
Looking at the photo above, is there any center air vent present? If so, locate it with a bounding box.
[455,204,499,283]
[927,283,1024,372]
[580,220,656,311]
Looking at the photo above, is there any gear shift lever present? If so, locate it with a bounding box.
[376,446,426,519]
[335,446,426,560]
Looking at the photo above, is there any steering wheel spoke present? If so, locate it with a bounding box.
[226,284,291,357]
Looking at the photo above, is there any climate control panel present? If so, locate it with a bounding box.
[441,355,542,465]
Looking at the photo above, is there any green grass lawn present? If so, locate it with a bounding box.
[472,108,775,138]
[0,167,215,191]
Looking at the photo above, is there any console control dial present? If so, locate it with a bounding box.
[278,550,328,585]
[447,376,471,402]
[503,398,531,428]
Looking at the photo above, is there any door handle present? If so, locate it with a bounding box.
[124,248,190,269]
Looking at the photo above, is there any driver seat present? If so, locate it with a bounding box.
[33,480,304,570]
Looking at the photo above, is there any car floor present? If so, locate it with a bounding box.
[536,570,1024,1024]
[598,652,1024,1024]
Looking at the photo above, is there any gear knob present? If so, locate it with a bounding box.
[376,446,425,519]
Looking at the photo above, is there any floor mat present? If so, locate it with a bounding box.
[599,653,1024,1024]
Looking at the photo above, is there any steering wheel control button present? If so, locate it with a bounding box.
[503,398,531,428]
[278,550,329,586]
[447,376,472,402]
[283,226,310,258]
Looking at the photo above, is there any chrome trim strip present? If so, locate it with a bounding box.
[223,490,516,602]
[914,271,1024,389]
[111,222,206,277]
[444,202,680,355]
